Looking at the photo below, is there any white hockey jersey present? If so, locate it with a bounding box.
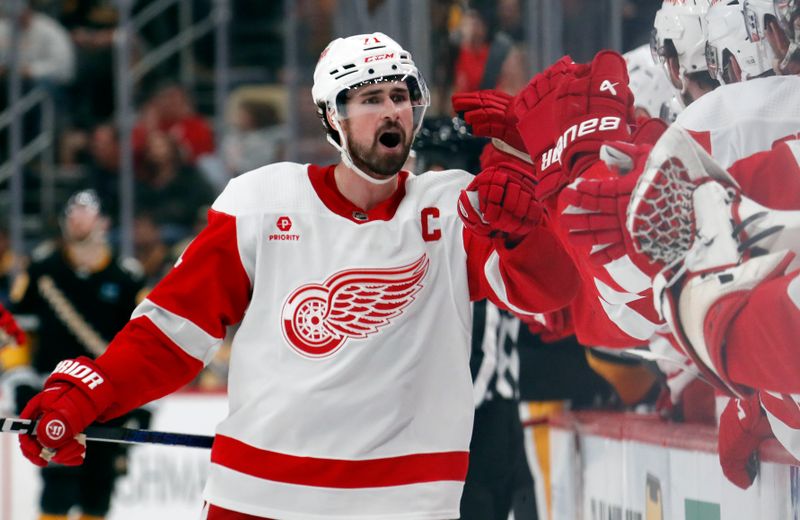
[675,75,800,168]
[98,162,577,520]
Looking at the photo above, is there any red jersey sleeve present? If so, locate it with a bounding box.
[728,138,800,210]
[723,269,800,394]
[463,223,579,315]
[552,167,663,348]
[96,209,251,418]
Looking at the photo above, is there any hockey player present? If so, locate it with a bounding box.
[650,0,718,107]
[8,190,146,520]
[704,0,775,85]
[17,33,578,520]
[624,43,681,124]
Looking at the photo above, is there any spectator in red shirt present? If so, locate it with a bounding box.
[132,83,214,165]
[452,8,526,96]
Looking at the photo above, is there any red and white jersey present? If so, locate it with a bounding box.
[761,390,800,461]
[552,173,663,349]
[558,77,800,349]
[676,75,800,169]
[102,162,576,519]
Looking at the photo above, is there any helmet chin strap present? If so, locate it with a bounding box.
[329,113,398,186]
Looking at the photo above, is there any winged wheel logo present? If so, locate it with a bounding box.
[281,255,429,358]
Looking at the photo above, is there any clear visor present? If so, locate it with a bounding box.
[333,75,430,134]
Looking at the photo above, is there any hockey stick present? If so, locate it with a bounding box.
[0,417,213,449]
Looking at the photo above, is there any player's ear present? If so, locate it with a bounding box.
[325,109,336,129]
[666,56,682,90]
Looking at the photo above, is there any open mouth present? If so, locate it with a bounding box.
[378,131,402,149]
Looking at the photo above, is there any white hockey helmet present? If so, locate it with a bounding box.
[772,0,800,69]
[651,0,713,96]
[743,0,778,42]
[705,0,775,83]
[312,33,430,183]
[624,43,678,120]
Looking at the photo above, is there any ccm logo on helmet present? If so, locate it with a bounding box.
[540,116,622,170]
[364,53,395,63]
[52,359,104,390]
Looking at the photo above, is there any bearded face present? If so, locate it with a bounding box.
[338,81,415,179]
[345,118,413,177]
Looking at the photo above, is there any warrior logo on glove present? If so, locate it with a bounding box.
[52,359,105,390]
[44,419,66,441]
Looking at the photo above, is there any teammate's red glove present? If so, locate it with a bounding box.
[478,140,535,175]
[520,306,573,342]
[718,395,773,489]
[559,141,661,275]
[19,357,116,467]
[0,304,26,347]
[452,90,527,154]
[458,162,542,244]
[513,56,576,184]
[552,50,633,182]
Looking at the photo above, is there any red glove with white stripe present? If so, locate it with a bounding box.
[19,357,116,466]
[452,90,527,155]
[458,162,542,245]
[552,50,633,181]
[718,394,773,489]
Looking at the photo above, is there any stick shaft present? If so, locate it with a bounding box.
[0,417,213,449]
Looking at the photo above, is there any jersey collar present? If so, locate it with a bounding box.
[307,164,409,224]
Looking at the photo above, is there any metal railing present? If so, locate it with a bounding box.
[2,0,58,273]
[113,0,231,258]
[0,88,56,185]
[0,89,57,237]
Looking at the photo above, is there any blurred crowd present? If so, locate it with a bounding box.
[3,0,798,518]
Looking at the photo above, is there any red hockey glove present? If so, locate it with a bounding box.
[452,90,527,155]
[0,304,26,347]
[520,306,574,342]
[718,395,773,489]
[458,162,542,244]
[535,111,664,204]
[559,141,661,275]
[551,50,633,183]
[514,56,576,173]
[478,140,535,175]
[630,117,668,146]
[19,357,116,467]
